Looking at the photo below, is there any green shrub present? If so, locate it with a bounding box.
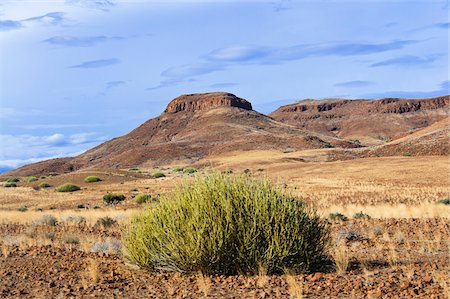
[152,171,166,178]
[134,194,154,204]
[39,182,51,188]
[56,183,81,192]
[3,182,17,188]
[6,177,19,183]
[437,198,450,205]
[183,167,197,174]
[129,167,139,172]
[17,207,28,212]
[103,193,126,205]
[22,176,38,182]
[329,212,348,221]
[96,216,117,228]
[123,173,329,275]
[172,167,184,172]
[353,211,370,219]
[84,176,102,183]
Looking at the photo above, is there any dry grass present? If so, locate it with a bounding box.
[285,270,303,299]
[332,244,349,275]
[257,264,268,288]
[196,272,211,297]
[1,244,10,257]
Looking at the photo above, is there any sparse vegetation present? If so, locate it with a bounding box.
[183,167,197,174]
[134,194,154,204]
[95,216,117,228]
[123,173,329,274]
[3,182,17,188]
[172,167,184,172]
[39,182,51,188]
[34,214,58,226]
[17,207,28,212]
[56,183,81,192]
[84,176,102,183]
[329,212,348,221]
[152,171,166,178]
[22,176,38,182]
[62,235,80,245]
[6,177,19,183]
[102,193,126,205]
[436,198,450,205]
[353,211,370,219]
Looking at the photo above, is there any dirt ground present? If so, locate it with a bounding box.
[0,154,449,298]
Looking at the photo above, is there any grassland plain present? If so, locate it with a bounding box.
[0,154,449,298]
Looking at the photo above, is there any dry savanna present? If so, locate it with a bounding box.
[0,93,449,298]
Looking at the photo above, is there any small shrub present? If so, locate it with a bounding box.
[123,173,329,275]
[6,177,19,183]
[172,167,184,172]
[372,226,383,237]
[3,182,17,188]
[56,183,80,192]
[62,235,80,244]
[34,214,58,226]
[44,232,56,241]
[96,216,117,228]
[22,176,38,182]
[437,198,450,205]
[39,182,51,188]
[152,171,166,178]
[102,193,126,205]
[61,215,86,225]
[84,176,102,183]
[134,194,153,204]
[337,228,365,242]
[129,167,139,172]
[93,205,101,209]
[403,152,412,157]
[17,207,28,212]
[183,167,197,174]
[91,238,122,254]
[353,211,370,219]
[40,176,48,179]
[76,204,85,209]
[329,212,348,221]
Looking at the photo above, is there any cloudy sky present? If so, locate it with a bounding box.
[0,0,448,172]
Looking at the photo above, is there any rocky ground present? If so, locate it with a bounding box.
[0,218,448,298]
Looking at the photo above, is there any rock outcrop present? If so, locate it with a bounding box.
[164,92,252,113]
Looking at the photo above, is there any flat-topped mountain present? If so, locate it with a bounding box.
[270,96,449,146]
[164,92,252,113]
[4,92,352,177]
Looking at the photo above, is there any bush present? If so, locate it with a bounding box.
[353,211,370,219]
[437,198,450,205]
[34,214,58,226]
[329,212,348,221]
[6,177,19,183]
[22,176,38,182]
[84,176,102,183]
[123,173,329,275]
[183,167,197,174]
[39,182,51,188]
[17,207,28,212]
[62,235,80,244]
[134,194,154,204]
[3,182,17,188]
[103,193,126,205]
[96,216,117,228]
[172,167,184,172]
[56,183,80,192]
[152,171,166,178]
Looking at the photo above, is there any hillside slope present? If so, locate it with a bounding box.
[269,96,449,146]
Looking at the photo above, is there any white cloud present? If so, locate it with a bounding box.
[0,132,108,169]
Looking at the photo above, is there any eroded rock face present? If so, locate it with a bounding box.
[164,92,253,113]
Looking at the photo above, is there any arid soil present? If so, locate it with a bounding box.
[0,219,448,298]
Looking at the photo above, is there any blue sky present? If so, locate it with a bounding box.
[0,0,448,171]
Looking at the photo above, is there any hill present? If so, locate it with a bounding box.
[3,92,353,177]
[269,96,449,146]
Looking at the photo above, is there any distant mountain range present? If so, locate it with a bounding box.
[2,92,448,178]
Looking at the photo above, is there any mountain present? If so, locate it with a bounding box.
[3,92,354,177]
[269,96,449,146]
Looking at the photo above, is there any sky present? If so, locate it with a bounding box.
[0,0,448,172]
